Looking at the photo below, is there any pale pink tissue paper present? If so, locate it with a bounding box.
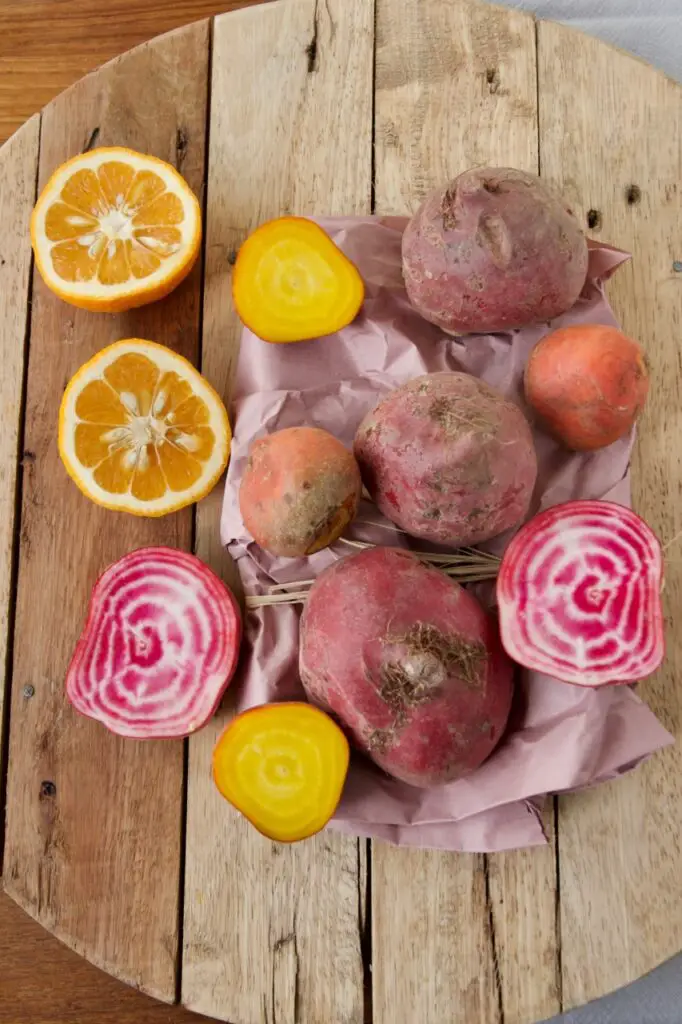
[220,216,673,853]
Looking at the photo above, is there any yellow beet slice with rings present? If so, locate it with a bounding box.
[232,216,365,343]
[212,702,350,843]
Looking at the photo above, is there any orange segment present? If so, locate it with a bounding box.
[60,168,107,217]
[126,239,162,279]
[153,371,194,418]
[59,339,230,517]
[98,239,129,285]
[133,226,183,259]
[97,161,136,208]
[103,353,160,415]
[93,447,137,494]
[158,440,203,491]
[125,170,166,214]
[31,148,202,313]
[133,193,184,226]
[173,394,211,427]
[131,445,167,502]
[167,425,216,462]
[45,202,98,242]
[75,380,128,425]
[51,240,100,282]
[74,423,117,468]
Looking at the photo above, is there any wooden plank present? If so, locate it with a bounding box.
[182,2,373,1022]
[2,21,210,1002]
[372,3,559,1023]
[0,114,40,816]
[0,889,205,1024]
[0,0,262,145]
[538,20,682,1010]
[486,807,560,1023]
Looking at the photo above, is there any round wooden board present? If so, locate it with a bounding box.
[1,2,681,1022]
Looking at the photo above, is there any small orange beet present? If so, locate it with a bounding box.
[239,426,362,557]
[232,216,365,343]
[212,702,350,843]
[524,324,649,450]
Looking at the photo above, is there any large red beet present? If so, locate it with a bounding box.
[299,547,514,787]
[402,166,588,334]
[354,372,537,547]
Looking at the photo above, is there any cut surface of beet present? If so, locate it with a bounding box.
[496,500,664,687]
[66,547,242,738]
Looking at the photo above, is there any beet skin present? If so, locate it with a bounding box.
[354,372,537,547]
[240,426,361,557]
[299,547,514,788]
[402,166,589,334]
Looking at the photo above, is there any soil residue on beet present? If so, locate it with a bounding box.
[380,623,487,707]
[428,396,495,439]
[368,625,487,756]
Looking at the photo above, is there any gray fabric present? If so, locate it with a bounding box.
[541,954,682,1022]
[506,3,682,1021]
[506,0,682,81]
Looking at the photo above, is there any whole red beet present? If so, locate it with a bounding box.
[354,372,537,547]
[299,547,514,788]
[402,167,589,334]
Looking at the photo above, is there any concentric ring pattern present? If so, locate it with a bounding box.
[66,546,241,737]
[497,500,664,686]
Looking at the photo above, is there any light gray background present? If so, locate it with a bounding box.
[502,1,682,1020]
[508,0,681,81]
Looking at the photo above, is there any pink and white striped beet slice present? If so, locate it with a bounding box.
[66,547,242,738]
[496,500,664,687]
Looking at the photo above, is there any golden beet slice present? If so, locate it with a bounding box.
[232,216,365,343]
[212,702,349,843]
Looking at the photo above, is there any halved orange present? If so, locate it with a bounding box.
[31,147,201,312]
[59,339,230,516]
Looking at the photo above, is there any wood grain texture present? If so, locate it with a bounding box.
[372,3,559,1023]
[1,3,681,1022]
[486,807,560,1023]
[0,0,261,145]
[182,2,372,1021]
[0,114,39,803]
[2,21,209,1002]
[538,20,682,1010]
[0,889,205,1024]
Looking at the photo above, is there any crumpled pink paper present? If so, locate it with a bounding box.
[220,217,674,852]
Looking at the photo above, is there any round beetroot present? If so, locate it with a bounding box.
[299,547,514,787]
[402,167,589,334]
[240,426,362,557]
[524,324,650,450]
[354,372,537,547]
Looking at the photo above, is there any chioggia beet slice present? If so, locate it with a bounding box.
[66,547,242,738]
[496,500,664,686]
